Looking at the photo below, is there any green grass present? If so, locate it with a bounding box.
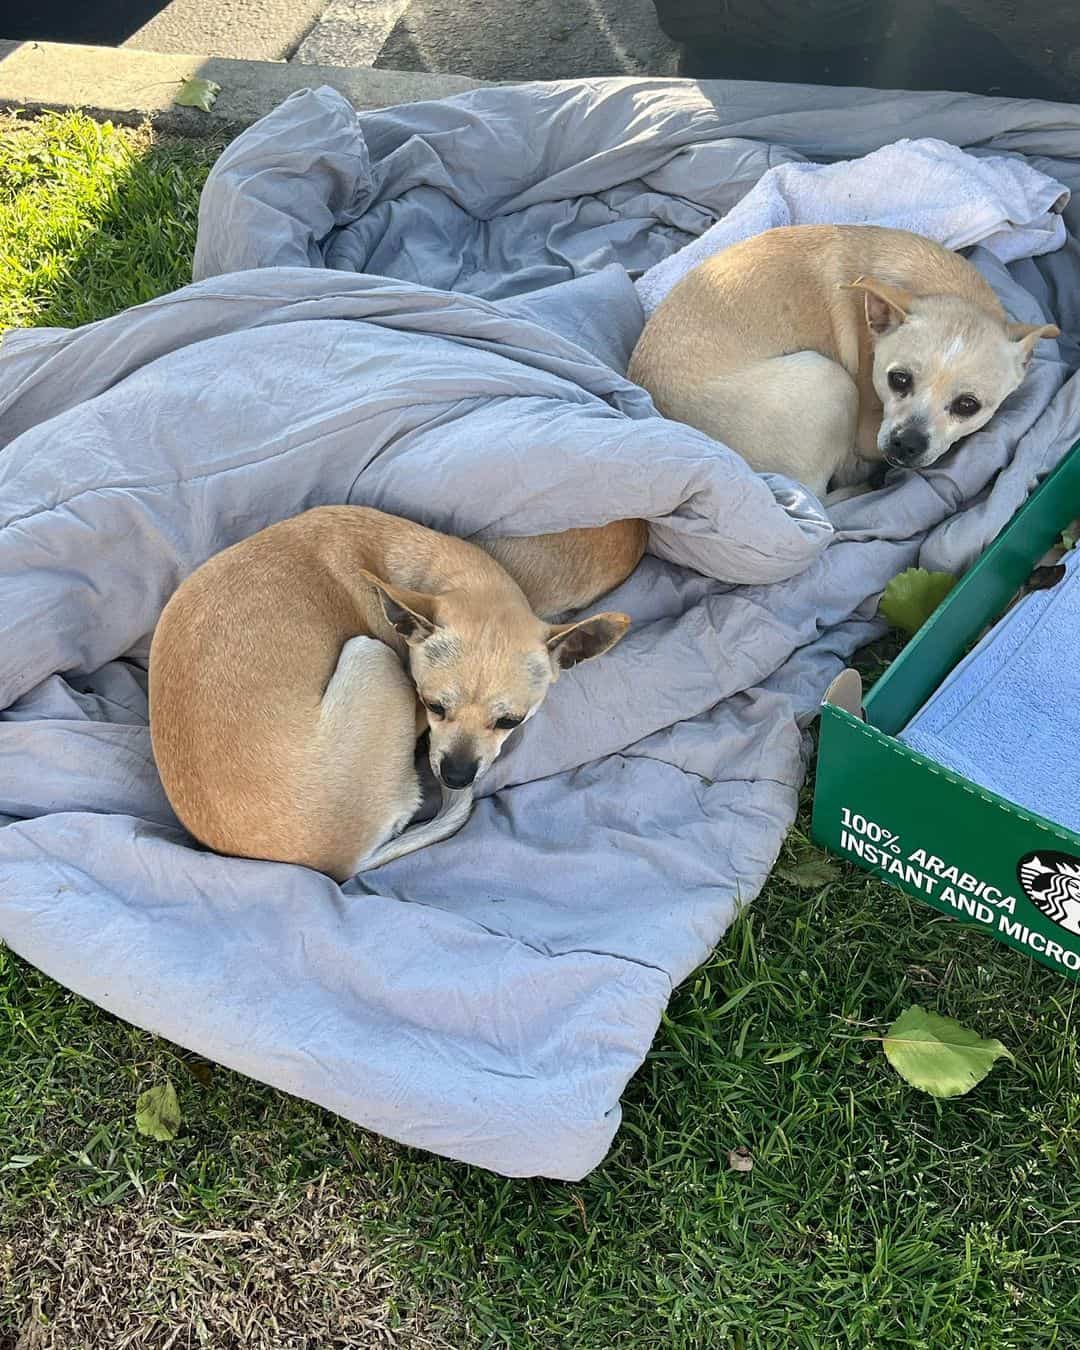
[0,111,218,329]
[2,112,1079,1350]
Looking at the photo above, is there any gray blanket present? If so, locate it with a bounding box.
[2,79,1079,1180]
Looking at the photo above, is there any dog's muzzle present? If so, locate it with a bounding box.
[884,423,930,468]
[438,754,480,790]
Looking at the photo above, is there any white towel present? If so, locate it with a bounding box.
[635,138,1069,317]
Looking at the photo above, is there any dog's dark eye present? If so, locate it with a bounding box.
[494,715,523,731]
[888,370,913,395]
[425,701,446,719]
[950,394,981,419]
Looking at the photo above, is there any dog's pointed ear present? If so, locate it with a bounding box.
[360,570,439,645]
[546,611,630,671]
[1007,320,1060,367]
[844,276,913,336]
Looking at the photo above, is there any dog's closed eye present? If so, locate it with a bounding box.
[426,701,447,718]
[494,714,523,731]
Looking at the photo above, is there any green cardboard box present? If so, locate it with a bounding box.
[811,440,1080,980]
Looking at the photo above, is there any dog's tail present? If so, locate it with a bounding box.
[353,785,474,873]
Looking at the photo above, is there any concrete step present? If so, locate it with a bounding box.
[0,41,488,133]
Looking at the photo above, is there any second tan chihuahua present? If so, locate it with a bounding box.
[149,508,645,881]
[629,224,1059,501]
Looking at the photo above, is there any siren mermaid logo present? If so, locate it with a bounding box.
[1017,851,1080,937]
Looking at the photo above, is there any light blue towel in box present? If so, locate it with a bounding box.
[900,547,1080,831]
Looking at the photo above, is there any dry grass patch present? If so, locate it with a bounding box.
[3,1179,456,1350]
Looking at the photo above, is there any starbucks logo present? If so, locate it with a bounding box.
[1017,851,1080,936]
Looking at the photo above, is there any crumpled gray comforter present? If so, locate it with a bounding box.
[2,78,1079,1179]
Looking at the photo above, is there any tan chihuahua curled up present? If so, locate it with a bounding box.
[149,508,644,881]
[629,225,1059,501]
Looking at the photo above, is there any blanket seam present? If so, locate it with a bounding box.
[490,755,799,796]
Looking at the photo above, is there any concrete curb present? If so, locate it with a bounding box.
[0,40,489,133]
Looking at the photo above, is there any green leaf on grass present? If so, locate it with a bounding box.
[136,1080,182,1141]
[777,859,839,889]
[883,1006,1013,1098]
[879,568,957,636]
[174,78,222,113]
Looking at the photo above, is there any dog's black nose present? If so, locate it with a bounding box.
[888,425,930,460]
[439,756,479,789]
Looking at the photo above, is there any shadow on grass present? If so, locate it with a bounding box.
[0,112,223,333]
